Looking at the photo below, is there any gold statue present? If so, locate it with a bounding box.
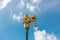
[23,14,37,40]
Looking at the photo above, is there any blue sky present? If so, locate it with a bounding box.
[0,0,60,40]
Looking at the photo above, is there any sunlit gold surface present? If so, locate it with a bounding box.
[23,14,37,31]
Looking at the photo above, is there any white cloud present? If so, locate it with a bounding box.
[38,0,60,13]
[29,5,36,12]
[32,0,60,13]
[47,34,57,40]
[26,3,37,12]
[31,0,41,4]
[12,14,17,20]
[34,27,57,40]
[10,12,23,22]
[26,3,30,9]
[0,0,12,9]
[19,0,25,9]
